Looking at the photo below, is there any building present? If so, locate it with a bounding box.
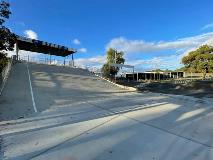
[125,71,184,81]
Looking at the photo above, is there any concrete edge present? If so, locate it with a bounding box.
[0,61,12,96]
[94,74,137,91]
[148,92,213,106]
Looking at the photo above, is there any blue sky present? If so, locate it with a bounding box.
[6,0,213,71]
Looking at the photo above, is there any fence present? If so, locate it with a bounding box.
[184,73,213,79]
[0,59,12,96]
[19,55,75,66]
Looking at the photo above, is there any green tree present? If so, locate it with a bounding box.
[101,48,125,78]
[182,45,213,78]
[0,0,16,71]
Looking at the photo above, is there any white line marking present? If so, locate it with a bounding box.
[26,63,38,113]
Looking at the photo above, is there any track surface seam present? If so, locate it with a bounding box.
[87,100,213,149]
[28,115,120,160]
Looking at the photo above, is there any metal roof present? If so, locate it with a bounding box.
[16,36,77,57]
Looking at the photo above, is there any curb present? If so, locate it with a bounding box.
[94,74,137,91]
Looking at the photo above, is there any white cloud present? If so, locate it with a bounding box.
[24,30,38,39]
[73,38,81,45]
[78,48,87,53]
[104,32,213,71]
[75,55,106,68]
[202,23,213,30]
[124,42,213,72]
[126,53,184,72]
[74,31,213,71]
[106,32,213,54]
[74,53,182,71]
[7,50,41,59]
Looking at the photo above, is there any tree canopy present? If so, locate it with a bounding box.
[101,48,125,78]
[181,45,213,78]
[0,0,16,71]
[0,0,16,51]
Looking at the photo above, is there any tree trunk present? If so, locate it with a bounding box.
[203,71,206,79]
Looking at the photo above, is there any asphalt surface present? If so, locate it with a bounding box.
[0,62,34,121]
[0,62,213,160]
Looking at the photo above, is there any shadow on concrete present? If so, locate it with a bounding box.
[1,62,213,160]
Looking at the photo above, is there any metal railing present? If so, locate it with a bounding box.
[19,55,75,67]
[0,59,12,96]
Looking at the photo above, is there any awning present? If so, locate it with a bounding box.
[16,36,77,57]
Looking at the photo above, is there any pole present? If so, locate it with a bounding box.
[114,51,117,82]
[49,54,51,64]
[137,72,138,82]
[72,54,74,67]
[15,42,19,61]
[133,67,134,81]
[115,50,117,64]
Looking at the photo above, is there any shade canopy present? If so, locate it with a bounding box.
[16,36,77,57]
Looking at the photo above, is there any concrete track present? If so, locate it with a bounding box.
[0,62,213,160]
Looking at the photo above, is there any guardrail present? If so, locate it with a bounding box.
[0,59,12,96]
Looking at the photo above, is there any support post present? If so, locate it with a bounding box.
[49,54,51,64]
[133,67,134,81]
[72,54,74,67]
[115,51,117,64]
[137,72,138,82]
[15,42,19,61]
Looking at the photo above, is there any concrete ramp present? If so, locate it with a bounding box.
[0,62,125,121]
[0,62,213,160]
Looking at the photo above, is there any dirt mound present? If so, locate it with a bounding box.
[138,80,213,98]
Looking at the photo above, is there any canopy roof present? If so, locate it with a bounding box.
[17,36,77,57]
